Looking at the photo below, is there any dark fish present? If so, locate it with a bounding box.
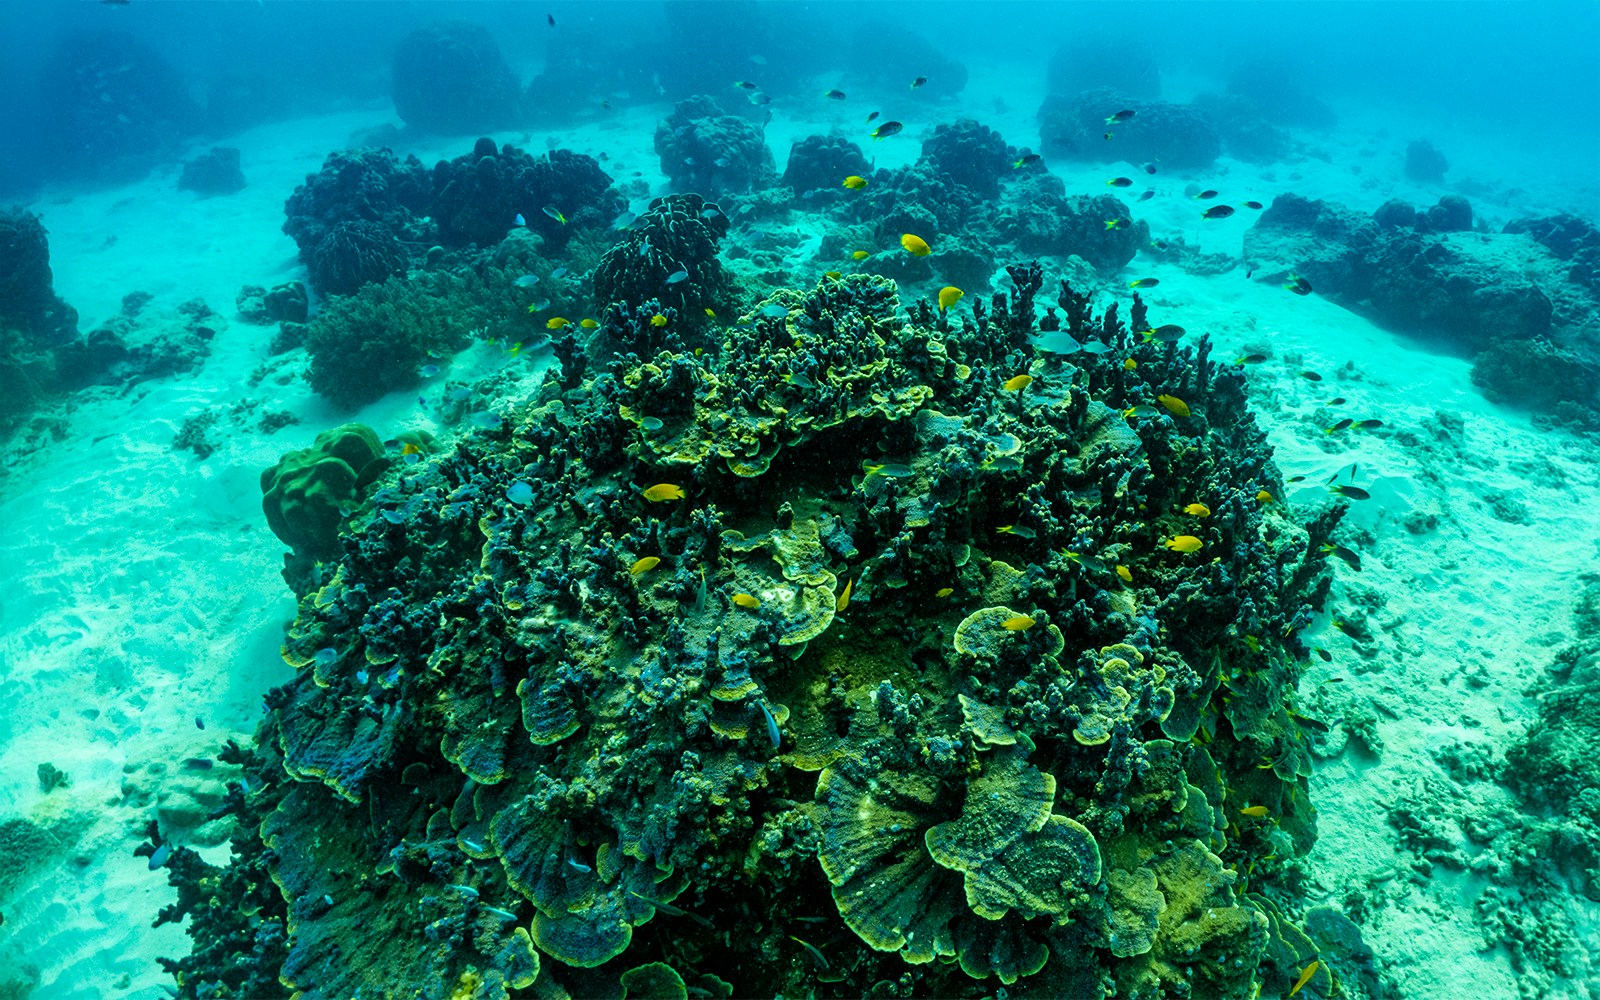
[748,92,771,106]
[734,80,758,90]
[1284,275,1313,295]
[1013,153,1042,168]
[194,715,205,730]
[1138,190,1155,201]
[1326,396,1346,405]
[1244,201,1264,209]
[866,111,880,122]
[1141,324,1185,344]
[547,13,555,26]
[1234,354,1268,365]
[911,76,928,88]
[1322,543,1362,570]
[1300,371,1322,381]
[1144,163,1157,174]
[1106,176,1134,187]
[1329,484,1371,500]
[1325,418,1353,433]
[1354,419,1384,429]
[824,89,846,100]
[1104,130,1115,140]
[1193,189,1219,200]
[1201,205,1235,220]
[1105,109,1136,124]
[1316,648,1333,662]
[871,121,903,139]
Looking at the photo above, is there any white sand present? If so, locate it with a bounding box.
[1,70,1595,999]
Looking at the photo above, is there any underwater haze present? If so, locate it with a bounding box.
[1,2,1599,999]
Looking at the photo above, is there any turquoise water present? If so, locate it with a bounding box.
[1,3,1597,998]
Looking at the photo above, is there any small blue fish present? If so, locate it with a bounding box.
[446,883,480,899]
[714,157,731,168]
[447,386,472,402]
[639,237,651,258]
[514,213,526,227]
[194,715,205,730]
[673,125,691,138]
[313,647,338,667]
[542,205,566,224]
[148,843,171,870]
[380,509,407,524]
[567,855,593,873]
[684,156,697,166]
[418,364,440,378]
[506,481,534,505]
[760,304,788,318]
[665,269,689,284]
[513,274,539,288]
[758,701,780,748]
[702,207,722,219]
[529,298,551,311]
[469,412,503,430]
[614,212,637,229]
[640,416,663,431]
[355,669,369,684]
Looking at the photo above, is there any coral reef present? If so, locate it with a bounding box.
[36,29,202,181]
[157,259,1343,997]
[781,134,870,198]
[282,147,434,274]
[987,173,1148,272]
[308,219,407,297]
[1038,88,1221,169]
[654,97,776,199]
[431,138,621,249]
[1046,43,1160,100]
[0,208,78,349]
[178,147,246,196]
[918,119,1016,201]
[591,193,735,325]
[1404,140,1449,183]
[391,21,522,134]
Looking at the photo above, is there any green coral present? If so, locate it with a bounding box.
[259,423,384,563]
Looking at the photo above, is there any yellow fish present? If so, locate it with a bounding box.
[1123,358,1137,370]
[1164,535,1203,553]
[1001,615,1035,631]
[704,307,717,318]
[842,175,868,190]
[629,556,661,575]
[900,233,931,257]
[1156,394,1190,417]
[1239,805,1269,817]
[1288,960,1321,998]
[546,316,572,329]
[580,318,599,329]
[1115,564,1133,583]
[851,250,870,260]
[824,270,842,279]
[642,483,685,502]
[1003,374,1033,392]
[400,442,422,457]
[731,593,762,609]
[935,587,954,598]
[1184,502,1211,517]
[938,286,964,310]
[650,314,668,327]
[1256,489,1275,503]
[835,578,853,612]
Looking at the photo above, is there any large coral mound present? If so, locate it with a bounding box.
[391,21,522,134]
[156,267,1345,998]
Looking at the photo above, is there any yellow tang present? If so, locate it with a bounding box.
[546,316,572,329]
[580,318,599,329]
[705,307,717,318]
[851,250,870,260]
[1164,535,1203,553]
[650,314,668,327]
[935,587,954,598]
[901,233,931,257]
[938,286,964,310]
[1156,393,1190,417]
[1003,374,1033,392]
[1256,489,1275,503]
[842,175,868,190]
[642,483,685,502]
[1239,805,1269,817]
[824,271,842,279]
[731,593,762,609]
[1184,502,1211,517]
[1002,615,1035,631]
[1123,358,1137,370]
[1115,564,1133,583]
[835,578,854,612]
[629,556,661,575]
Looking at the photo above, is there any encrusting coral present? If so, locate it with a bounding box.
[156,257,1348,998]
